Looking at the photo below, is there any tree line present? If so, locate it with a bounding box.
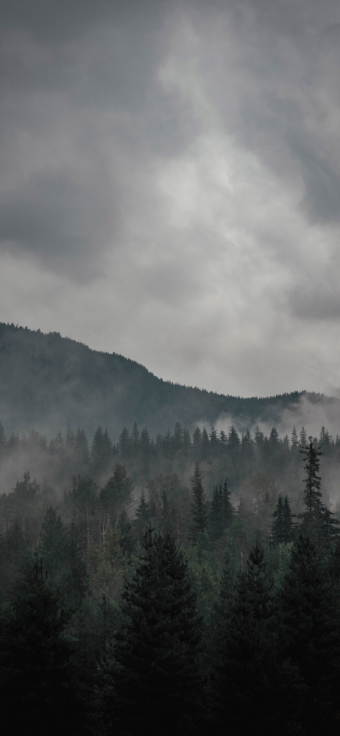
[1,436,340,732]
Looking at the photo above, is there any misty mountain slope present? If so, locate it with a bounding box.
[0,323,336,439]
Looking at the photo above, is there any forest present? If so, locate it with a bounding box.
[1,418,340,734]
[0,322,335,437]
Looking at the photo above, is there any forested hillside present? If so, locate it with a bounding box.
[1,420,340,733]
[2,326,340,733]
[0,322,336,438]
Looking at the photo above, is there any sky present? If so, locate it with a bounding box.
[1,0,340,399]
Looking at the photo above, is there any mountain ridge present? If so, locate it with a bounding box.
[0,322,337,440]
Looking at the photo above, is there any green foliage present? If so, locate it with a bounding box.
[209,479,234,541]
[88,525,137,600]
[281,535,340,730]
[299,438,340,545]
[212,544,299,734]
[99,528,205,736]
[0,557,90,735]
[185,530,221,628]
[98,463,133,543]
[272,494,295,544]
[38,508,88,608]
[189,463,209,544]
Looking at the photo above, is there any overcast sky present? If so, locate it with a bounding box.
[1,0,340,398]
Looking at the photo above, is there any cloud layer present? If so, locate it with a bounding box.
[1,0,340,397]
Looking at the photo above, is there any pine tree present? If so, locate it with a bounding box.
[228,426,240,451]
[64,522,88,608]
[299,437,339,544]
[291,426,298,448]
[272,495,295,544]
[100,529,204,736]
[117,509,133,555]
[118,427,130,460]
[68,476,98,554]
[74,428,90,472]
[201,427,210,461]
[212,544,295,734]
[219,430,227,451]
[189,464,209,544]
[136,490,149,523]
[221,479,234,530]
[91,426,112,481]
[131,422,140,451]
[39,509,88,608]
[39,507,68,584]
[192,427,202,461]
[133,491,150,540]
[282,496,295,542]
[299,426,307,447]
[211,480,235,542]
[99,464,133,543]
[210,485,223,541]
[209,427,219,456]
[272,495,284,544]
[0,558,90,736]
[280,536,340,731]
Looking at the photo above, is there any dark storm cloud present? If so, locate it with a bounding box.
[0,0,167,41]
[2,0,340,396]
[0,170,117,276]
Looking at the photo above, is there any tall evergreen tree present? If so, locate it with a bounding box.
[272,495,295,544]
[212,544,295,735]
[91,426,112,481]
[39,508,88,608]
[74,427,90,472]
[280,536,340,731]
[299,437,339,544]
[100,529,204,736]
[189,464,208,544]
[221,479,234,530]
[192,427,202,461]
[210,485,224,541]
[201,428,210,461]
[210,480,235,542]
[291,426,298,448]
[133,491,150,540]
[0,558,90,736]
[118,427,130,461]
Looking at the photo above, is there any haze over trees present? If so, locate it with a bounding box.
[1,328,340,731]
[0,322,336,437]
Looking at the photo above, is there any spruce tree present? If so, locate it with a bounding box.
[210,485,223,541]
[210,480,234,542]
[39,509,88,608]
[0,558,90,736]
[101,529,204,736]
[212,544,295,735]
[272,494,284,544]
[189,463,208,544]
[299,437,339,544]
[133,491,150,540]
[272,495,295,544]
[280,536,340,731]
[221,479,234,530]
[282,496,295,541]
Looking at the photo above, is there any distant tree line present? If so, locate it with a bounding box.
[1,417,339,496]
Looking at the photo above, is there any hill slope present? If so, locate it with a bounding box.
[0,323,336,439]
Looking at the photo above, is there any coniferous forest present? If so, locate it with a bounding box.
[1,417,340,733]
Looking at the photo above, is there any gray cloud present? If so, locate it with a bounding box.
[1,0,340,396]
